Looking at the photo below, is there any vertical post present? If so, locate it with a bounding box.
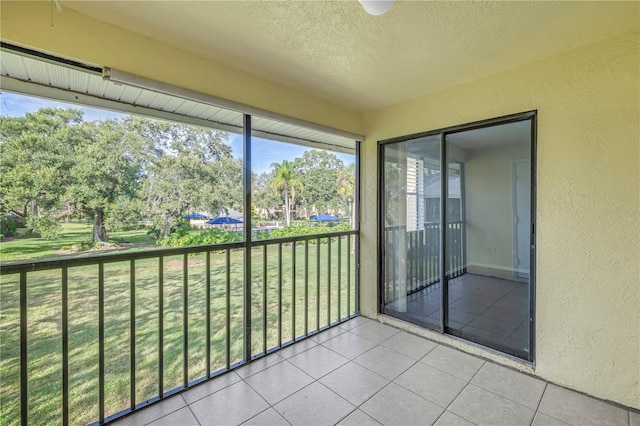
[337,236,342,320]
[262,246,267,354]
[158,257,164,397]
[277,243,283,346]
[347,235,351,316]
[243,113,252,362]
[304,240,309,336]
[316,238,320,330]
[205,252,211,377]
[225,249,231,370]
[98,262,105,423]
[62,267,69,426]
[440,134,448,334]
[182,254,188,388]
[129,260,136,409]
[355,140,361,314]
[20,271,27,426]
[327,237,332,326]
[292,243,296,342]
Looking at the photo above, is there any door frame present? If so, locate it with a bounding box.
[377,110,537,363]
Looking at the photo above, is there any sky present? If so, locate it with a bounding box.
[0,91,355,174]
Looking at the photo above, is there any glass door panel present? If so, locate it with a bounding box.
[445,120,532,358]
[382,135,441,330]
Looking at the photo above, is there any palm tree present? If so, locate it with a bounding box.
[337,164,356,226]
[269,160,303,226]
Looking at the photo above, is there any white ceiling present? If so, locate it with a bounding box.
[58,1,640,112]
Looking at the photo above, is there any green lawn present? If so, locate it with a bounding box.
[0,223,156,264]
[0,225,356,425]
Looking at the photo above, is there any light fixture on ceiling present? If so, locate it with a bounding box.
[358,0,395,16]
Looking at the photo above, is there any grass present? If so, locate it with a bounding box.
[0,223,156,264]
[0,225,356,425]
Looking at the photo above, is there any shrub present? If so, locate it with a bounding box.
[27,215,63,240]
[159,228,242,247]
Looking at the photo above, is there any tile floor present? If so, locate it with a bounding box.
[112,317,637,426]
[400,273,530,354]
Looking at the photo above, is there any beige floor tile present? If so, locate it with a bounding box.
[420,345,484,381]
[235,353,284,379]
[471,362,545,409]
[433,411,476,426]
[242,408,290,426]
[111,395,186,426]
[336,409,383,426]
[354,346,415,380]
[448,384,535,425]
[531,412,569,425]
[395,362,467,408]
[274,382,355,426]
[321,331,377,359]
[350,321,399,344]
[379,330,438,360]
[361,383,444,426]
[339,316,371,331]
[147,407,199,426]
[189,381,268,425]
[538,384,629,426]
[277,338,318,359]
[310,326,346,343]
[319,361,390,406]
[288,344,348,379]
[244,361,313,404]
[182,371,241,404]
[631,411,640,426]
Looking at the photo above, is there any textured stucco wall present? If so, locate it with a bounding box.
[361,31,640,409]
[0,1,364,137]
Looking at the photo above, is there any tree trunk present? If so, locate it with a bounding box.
[92,210,108,243]
[284,190,290,227]
[161,216,173,238]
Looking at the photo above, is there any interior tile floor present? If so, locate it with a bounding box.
[403,273,530,353]
[111,317,637,426]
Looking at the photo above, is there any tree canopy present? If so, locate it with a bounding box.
[0,107,356,243]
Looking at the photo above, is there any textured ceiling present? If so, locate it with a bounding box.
[64,1,639,112]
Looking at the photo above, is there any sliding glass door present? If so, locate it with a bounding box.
[380,112,535,361]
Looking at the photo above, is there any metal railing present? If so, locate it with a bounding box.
[0,230,358,425]
[384,221,465,298]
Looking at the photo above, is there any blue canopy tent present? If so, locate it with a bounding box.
[182,213,208,220]
[313,214,340,222]
[207,217,243,225]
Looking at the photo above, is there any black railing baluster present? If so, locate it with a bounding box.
[20,271,27,426]
[158,256,164,398]
[277,243,282,346]
[347,235,351,316]
[304,240,309,336]
[62,267,68,426]
[316,238,320,331]
[129,260,136,409]
[337,236,342,320]
[98,262,105,423]
[327,237,331,325]
[225,250,231,370]
[205,252,211,378]
[292,243,296,342]
[262,246,267,354]
[183,254,188,388]
[0,231,358,425]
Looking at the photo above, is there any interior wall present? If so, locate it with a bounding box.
[361,30,640,409]
[464,142,530,273]
[0,1,364,137]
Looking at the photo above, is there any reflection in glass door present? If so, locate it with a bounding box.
[382,135,441,330]
[380,113,535,361]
